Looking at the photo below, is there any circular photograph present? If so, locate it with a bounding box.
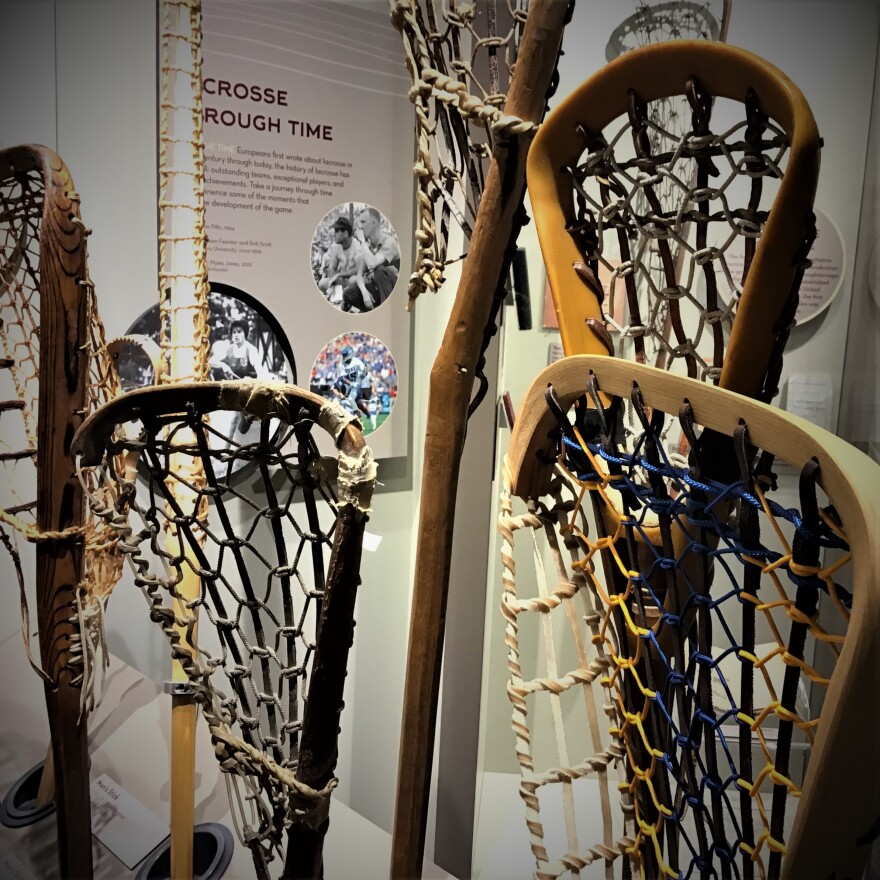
[310,202,401,314]
[119,282,295,390]
[309,331,398,436]
[117,282,296,478]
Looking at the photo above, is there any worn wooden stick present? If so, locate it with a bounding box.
[31,145,93,879]
[390,4,570,876]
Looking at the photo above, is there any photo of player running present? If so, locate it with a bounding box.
[309,331,397,436]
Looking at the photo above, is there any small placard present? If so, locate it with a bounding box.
[90,774,168,869]
[362,531,382,553]
[547,342,564,365]
[721,210,845,325]
[786,373,834,432]
[0,853,37,880]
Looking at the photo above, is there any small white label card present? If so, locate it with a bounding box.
[0,852,37,880]
[90,774,169,869]
[547,342,564,365]
[362,531,382,553]
[786,373,834,432]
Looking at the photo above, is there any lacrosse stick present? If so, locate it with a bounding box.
[501,354,879,880]
[0,144,122,877]
[605,1,732,61]
[73,381,375,879]
[153,1,216,874]
[603,0,733,352]
[528,40,820,403]
[389,2,572,875]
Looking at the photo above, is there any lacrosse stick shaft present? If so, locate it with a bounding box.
[170,588,199,880]
[157,1,211,874]
[35,148,93,879]
[390,4,570,876]
[284,504,368,879]
[36,744,54,807]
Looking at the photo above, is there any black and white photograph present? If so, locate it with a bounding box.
[119,281,295,390]
[309,331,398,436]
[311,202,401,314]
[117,282,297,475]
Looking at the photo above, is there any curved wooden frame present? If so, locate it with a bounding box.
[527,41,821,399]
[507,355,880,880]
[73,378,372,879]
[73,379,365,464]
[1,144,94,878]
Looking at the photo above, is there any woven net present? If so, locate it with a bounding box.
[76,383,376,876]
[0,147,122,709]
[391,0,541,304]
[562,75,813,401]
[606,2,728,60]
[603,0,731,337]
[501,375,852,880]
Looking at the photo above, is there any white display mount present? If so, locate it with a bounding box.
[0,632,452,879]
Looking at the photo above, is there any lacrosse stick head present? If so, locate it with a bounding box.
[605,1,729,61]
[528,41,820,402]
[0,144,121,699]
[391,0,549,304]
[501,355,879,880]
[73,380,376,871]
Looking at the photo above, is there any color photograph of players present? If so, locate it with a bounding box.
[309,331,398,436]
[311,202,401,313]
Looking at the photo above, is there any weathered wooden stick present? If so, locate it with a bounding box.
[389,4,570,876]
[283,504,368,880]
[32,145,93,879]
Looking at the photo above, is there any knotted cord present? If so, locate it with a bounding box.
[76,386,376,876]
[502,376,853,879]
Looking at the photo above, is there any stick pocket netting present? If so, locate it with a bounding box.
[551,68,816,401]
[73,380,376,870]
[501,368,862,880]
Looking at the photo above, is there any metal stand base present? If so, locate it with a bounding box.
[134,822,234,880]
[0,761,55,828]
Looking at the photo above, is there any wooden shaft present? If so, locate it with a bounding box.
[160,4,208,874]
[169,565,200,880]
[389,4,570,876]
[36,744,55,808]
[170,691,197,880]
[284,505,368,879]
[31,145,94,880]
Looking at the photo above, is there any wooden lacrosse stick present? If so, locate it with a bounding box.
[154,1,213,875]
[528,40,820,402]
[390,3,571,877]
[605,0,733,59]
[0,145,94,877]
[504,354,879,880]
[74,380,375,880]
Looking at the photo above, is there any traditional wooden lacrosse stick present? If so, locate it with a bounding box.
[73,381,376,880]
[605,1,732,61]
[0,144,122,877]
[603,0,733,343]
[528,40,820,403]
[388,2,572,875]
[501,355,879,880]
[154,1,215,874]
